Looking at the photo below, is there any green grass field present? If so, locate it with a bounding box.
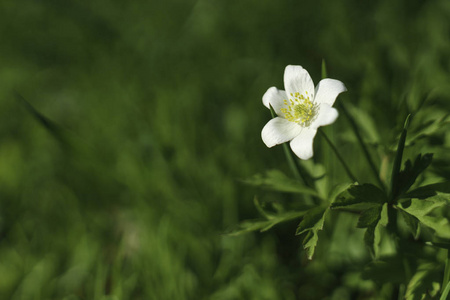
[1,0,449,299]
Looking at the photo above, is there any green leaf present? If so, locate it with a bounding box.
[226,210,309,236]
[399,209,420,239]
[379,203,389,226]
[400,197,448,215]
[243,170,318,196]
[407,113,450,146]
[364,225,377,257]
[331,183,387,210]
[328,182,354,203]
[296,205,328,260]
[396,153,434,198]
[390,114,411,200]
[362,203,388,257]
[405,181,450,199]
[405,263,441,300]
[242,170,319,196]
[399,198,450,239]
[357,206,382,228]
[441,281,450,300]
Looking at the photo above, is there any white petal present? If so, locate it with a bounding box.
[262,87,288,116]
[314,79,347,106]
[289,128,317,160]
[311,104,339,128]
[261,117,302,148]
[284,65,315,98]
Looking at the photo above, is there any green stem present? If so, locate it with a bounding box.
[443,249,450,296]
[338,102,385,189]
[281,142,302,182]
[319,129,358,182]
[269,105,315,190]
[387,204,398,236]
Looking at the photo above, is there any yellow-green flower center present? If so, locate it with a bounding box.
[280,91,319,127]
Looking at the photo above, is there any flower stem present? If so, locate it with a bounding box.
[337,102,385,189]
[269,105,313,188]
[319,129,358,182]
[281,142,302,181]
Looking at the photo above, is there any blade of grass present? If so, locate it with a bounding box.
[14,91,68,147]
[390,114,411,201]
[319,128,358,183]
[269,105,313,187]
[338,102,385,189]
[442,249,450,298]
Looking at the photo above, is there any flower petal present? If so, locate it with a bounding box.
[284,65,315,98]
[311,104,339,128]
[262,87,288,116]
[261,117,302,148]
[314,79,347,106]
[289,128,317,160]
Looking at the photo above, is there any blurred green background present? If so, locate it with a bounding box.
[1,0,449,299]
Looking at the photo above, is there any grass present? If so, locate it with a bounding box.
[0,0,449,299]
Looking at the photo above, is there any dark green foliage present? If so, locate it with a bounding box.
[395,153,434,198]
[1,0,450,299]
[362,258,407,285]
[405,263,442,300]
[405,181,450,199]
[296,205,329,260]
[399,209,420,239]
[332,184,387,209]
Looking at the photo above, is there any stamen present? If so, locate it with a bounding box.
[281,92,318,127]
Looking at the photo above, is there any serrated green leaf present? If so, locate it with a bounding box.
[296,206,328,235]
[302,231,318,260]
[226,210,309,236]
[400,197,448,216]
[395,153,434,198]
[331,183,387,209]
[419,216,450,239]
[260,210,309,232]
[399,209,420,239]
[242,170,319,196]
[362,203,388,257]
[328,182,353,203]
[405,263,441,300]
[364,224,377,257]
[357,205,382,228]
[296,205,328,260]
[405,181,450,199]
[226,219,272,236]
[399,198,450,239]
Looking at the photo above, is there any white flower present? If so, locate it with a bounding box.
[261,65,347,160]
